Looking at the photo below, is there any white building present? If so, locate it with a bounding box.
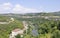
[9,29,24,38]
[9,21,28,38]
[10,18,14,22]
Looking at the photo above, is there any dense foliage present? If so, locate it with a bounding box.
[0,15,60,38]
[15,17,60,38]
[0,17,23,38]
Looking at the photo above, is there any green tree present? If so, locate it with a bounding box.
[15,34,20,38]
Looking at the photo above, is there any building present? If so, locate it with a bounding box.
[9,21,28,38]
[10,18,14,21]
[9,29,24,38]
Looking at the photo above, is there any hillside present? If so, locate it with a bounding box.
[0,11,60,38]
[0,16,23,38]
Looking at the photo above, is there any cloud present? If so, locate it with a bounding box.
[0,2,12,13]
[0,3,40,14]
[12,4,40,13]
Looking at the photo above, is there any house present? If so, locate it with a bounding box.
[9,28,24,38]
[10,18,14,22]
[9,21,28,38]
[9,18,14,23]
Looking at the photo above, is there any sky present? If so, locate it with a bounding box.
[0,0,60,14]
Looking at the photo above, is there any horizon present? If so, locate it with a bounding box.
[0,0,60,14]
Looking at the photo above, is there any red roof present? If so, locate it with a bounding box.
[12,29,20,32]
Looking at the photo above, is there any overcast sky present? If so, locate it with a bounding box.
[0,0,60,14]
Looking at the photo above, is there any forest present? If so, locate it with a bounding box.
[0,13,60,38]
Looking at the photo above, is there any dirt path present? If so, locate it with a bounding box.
[22,21,28,30]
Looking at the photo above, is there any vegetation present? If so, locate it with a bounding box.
[0,16,23,38]
[0,12,60,38]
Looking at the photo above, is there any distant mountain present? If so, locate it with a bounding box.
[0,11,60,16]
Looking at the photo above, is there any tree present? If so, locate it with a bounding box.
[15,34,20,38]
